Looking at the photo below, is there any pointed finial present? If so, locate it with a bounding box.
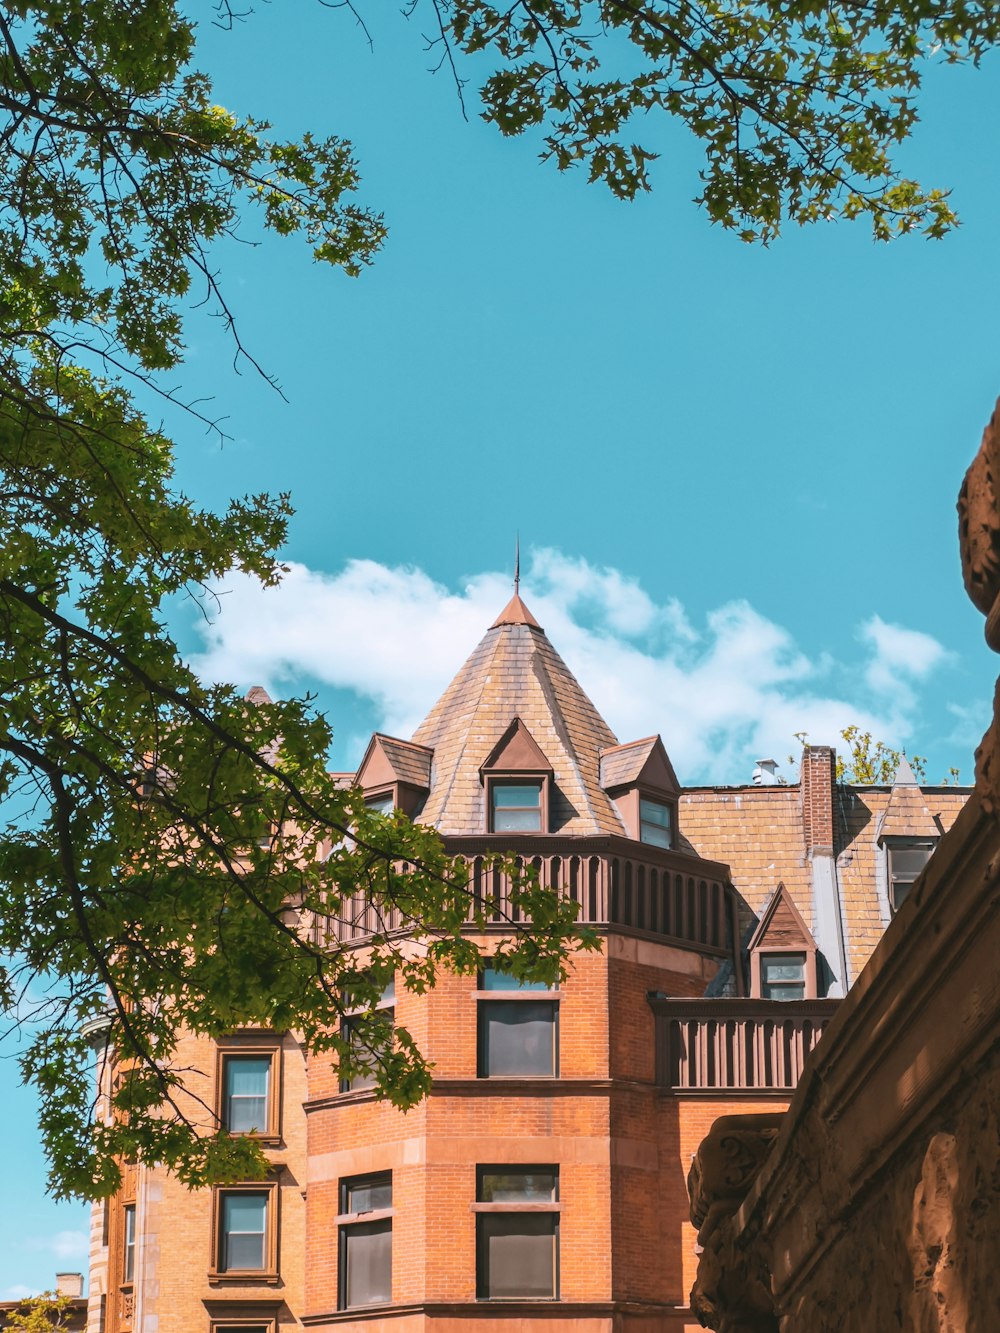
[514,533,520,595]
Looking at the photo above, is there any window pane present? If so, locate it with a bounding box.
[889,846,933,879]
[479,1215,556,1298]
[124,1204,136,1283]
[346,1175,392,1214]
[482,964,550,992]
[222,1193,266,1271]
[482,1002,556,1076]
[761,981,805,1001]
[639,799,672,848]
[639,799,671,828]
[761,955,805,983]
[493,785,542,807]
[479,1170,557,1202]
[341,1011,395,1092]
[344,1220,392,1307]
[366,795,394,815]
[225,1056,270,1132]
[493,807,542,832]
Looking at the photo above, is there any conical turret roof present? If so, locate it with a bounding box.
[411,596,626,836]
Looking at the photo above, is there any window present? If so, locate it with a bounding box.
[338,1173,392,1310]
[216,1042,280,1140]
[887,840,935,913]
[478,964,557,1078]
[365,793,394,815]
[212,1182,278,1280]
[224,1056,270,1133]
[221,1192,267,1270]
[210,1324,274,1333]
[639,797,672,849]
[475,1167,559,1300]
[340,978,395,1093]
[760,953,806,1001]
[123,1203,136,1283]
[491,782,543,832]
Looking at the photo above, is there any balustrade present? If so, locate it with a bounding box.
[650,997,839,1092]
[326,838,731,955]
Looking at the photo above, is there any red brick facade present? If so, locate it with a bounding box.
[85,596,970,1332]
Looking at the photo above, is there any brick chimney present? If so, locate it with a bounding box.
[55,1272,83,1298]
[801,746,836,854]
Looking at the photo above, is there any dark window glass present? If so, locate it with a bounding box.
[476,1169,559,1300]
[888,842,934,913]
[760,953,805,1001]
[340,988,395,1093]
[478,1215,557,1298]
[221,1192,267,1271]
[124,1203,136,1283]
[342,1221,391,1307]
[481,963,551,992]
[339,1174,392,1310]
[224,1055,270,1133]
[479,1170,557,1202]
[344,1174,392,1214]
[491,783,542,832]
[639,798,672,849]
[479,1001,557,1076]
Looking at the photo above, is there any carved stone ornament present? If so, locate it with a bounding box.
[688,1114,784,1332]
[959,399,1000,813]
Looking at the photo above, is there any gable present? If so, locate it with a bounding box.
[356,733,433,790]
[480,717,553,776]
[747,883,815,953]
[600,735,679,795]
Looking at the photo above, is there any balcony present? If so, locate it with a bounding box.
[329,836,732,956]
[649,997,840,1094]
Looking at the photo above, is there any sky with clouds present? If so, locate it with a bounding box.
[188,549,964,785]
[4,2,1000,1298]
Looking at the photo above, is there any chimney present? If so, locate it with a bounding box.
[56,1272,84,1298]
[800,746,836,854]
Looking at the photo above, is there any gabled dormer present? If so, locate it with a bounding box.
[876,756,940,913]
[480,718,554,834]
[600,735,680,849]
[355,733,433,818]
[747,883,819,1000]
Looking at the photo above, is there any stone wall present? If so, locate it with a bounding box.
[688,792,1000,1333]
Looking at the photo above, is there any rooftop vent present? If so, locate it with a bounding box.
[752,759,780,786]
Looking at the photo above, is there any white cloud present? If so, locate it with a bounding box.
[188,549,950,784]
[860,615,950,706]
[24,1229,88,1262]
[4,1284,34,1299]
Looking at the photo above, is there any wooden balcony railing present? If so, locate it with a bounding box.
[649,997,840,1093]
[329,836,732,956]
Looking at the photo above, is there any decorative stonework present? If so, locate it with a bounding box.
[684,788,1000,1333]
[688,1115,783,1332]
[959,399,1000,813]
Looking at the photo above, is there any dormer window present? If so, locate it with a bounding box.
[491,782,543,833]
[639,797,672,849]
[480,719,553,836]
[365,793,394,816]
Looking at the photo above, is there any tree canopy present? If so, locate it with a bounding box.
[0,0,988,1201]
[419,0,999,239]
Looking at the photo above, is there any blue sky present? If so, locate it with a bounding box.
[4,3,1000,1295]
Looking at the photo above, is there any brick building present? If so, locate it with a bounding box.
[85,591,969,1333]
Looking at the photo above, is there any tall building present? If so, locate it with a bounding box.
[85,591,969,1333]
